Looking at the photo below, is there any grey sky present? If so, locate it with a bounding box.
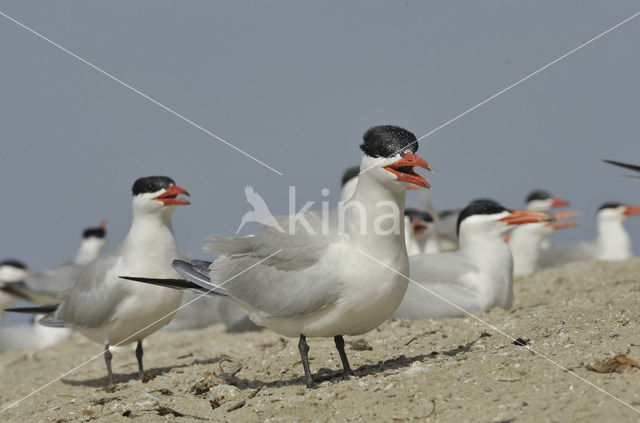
[1,1,639,270]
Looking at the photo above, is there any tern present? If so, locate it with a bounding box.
[339,166,360,202]
[123,125,432,387]
[540,202,640,267]
[7,176,190,384]
[403,208,439,256]
[0,260,31,317]
[1,223,108,306]
[509,220,580,277]
[394,200,549,319]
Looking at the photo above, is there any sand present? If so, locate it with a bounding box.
[1,259,640,422]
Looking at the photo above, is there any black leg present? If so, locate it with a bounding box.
[104,344,114,385]
[135,340,144,381]
[334,335,354,377]
[298,335,314,387]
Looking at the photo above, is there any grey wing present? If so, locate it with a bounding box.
[55,254,125,328]
[26,262,82,295]
[205,210,346,318]
[409,252,478,284]
[395,253,483,319]
[539,242,596,268]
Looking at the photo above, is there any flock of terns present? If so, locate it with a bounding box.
[0,125,638,388]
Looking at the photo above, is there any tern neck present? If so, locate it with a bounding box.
[74,238,106,266]
[125,207,178,258]
[509,225,549,277]
[343,175,406,247]
[597,217,632,260]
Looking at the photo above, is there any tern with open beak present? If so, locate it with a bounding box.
[7,176,190,384]
[123,125,432,387]
[395,200,549,319]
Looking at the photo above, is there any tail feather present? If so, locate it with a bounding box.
[5,304,59,314]
[172,260,229,297]
[120,265,229,298]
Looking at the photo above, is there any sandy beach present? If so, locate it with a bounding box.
[1,258,639,422]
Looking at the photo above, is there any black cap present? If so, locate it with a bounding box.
[360,125,418,158]
[598,202,624,211]
[404,207,434,223]
[341,166,360,186]
[132,176,176,196]
[0,259,27,270]
[526,190,552,203]
[82,227,106,239]
[456,200,509,235]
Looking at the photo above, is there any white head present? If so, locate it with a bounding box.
[74,222,108,265]
[457,200,550,247]
[525,190,570,213]
[597,202,640,223]
[131,176,191,219]
[0,260,30,283]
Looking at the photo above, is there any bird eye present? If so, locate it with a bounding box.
[146,183,154,191]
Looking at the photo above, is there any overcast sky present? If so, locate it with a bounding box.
[1,1,639,270]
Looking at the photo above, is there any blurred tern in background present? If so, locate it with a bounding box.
[541,202,640,267]
[1,223,108,306]
[395,200,549,320]
[7,176,189,384]
[403,208,439,256]
[123,125,433,387]
[509,219,580,277]
[0,260,31,318]
[339,166,360,202]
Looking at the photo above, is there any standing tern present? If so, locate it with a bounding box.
[7,176,190,384]
[123,125,433,387]
[394,200,549,319]
[403,208,439,256]
[540,202,640,267]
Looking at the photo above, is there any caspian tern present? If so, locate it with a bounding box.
[123,125,433,387]
[2,223,109,306]
[7,176,190,384]
[404,208,439,256]
[540,202,640,267]
[0,260,31,317]
[509,220,580,277]
[340,166,360,202]
[394,200,549,320]
[525,190,570,212]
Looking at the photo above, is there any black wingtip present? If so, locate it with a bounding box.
[5,304,59,314]
[604,159,640,173]
[119,275,201,291]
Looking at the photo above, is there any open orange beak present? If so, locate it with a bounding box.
[411,218,429,235]
[384,152,433,189]
[154,185,191,206]
[553,211,580,220]
[623,205,640,216]
[551,197,570,208]
[550,221,580,231]
[499,210,550,225]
